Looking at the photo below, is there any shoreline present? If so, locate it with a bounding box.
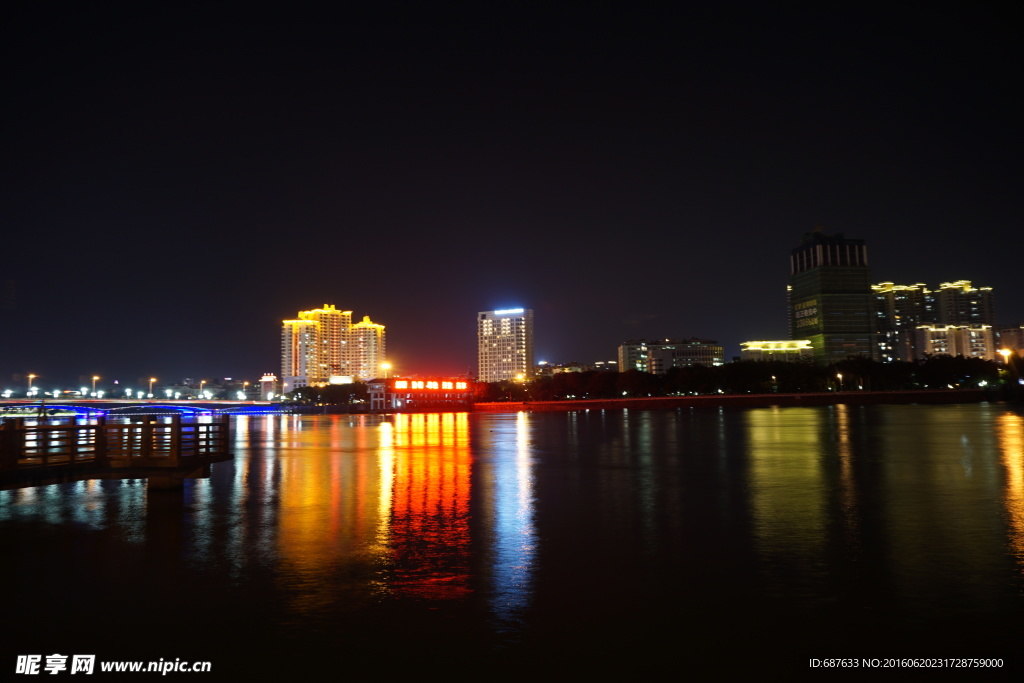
[473,389,1000,412]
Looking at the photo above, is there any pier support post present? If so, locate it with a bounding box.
[95,415,108,466]
[1,418,25,470]
[147,474,185,490]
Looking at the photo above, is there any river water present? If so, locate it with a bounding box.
[3,403,1023,676]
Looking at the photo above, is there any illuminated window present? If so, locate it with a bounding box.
[426,381,439,389]
[394,380,408,389]
[412,381,424,389]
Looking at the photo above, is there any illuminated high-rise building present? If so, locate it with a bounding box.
[302,304,351,379]
[478,308,534,383]
[872,282,932,361]
[935,280,994,326]
[281,317,319,393]
[280,304,385,392]
[788,230,874,363]
[349,316,387,380]
[872,280,995,361]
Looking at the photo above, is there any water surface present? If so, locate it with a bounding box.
[3,404,1022,675]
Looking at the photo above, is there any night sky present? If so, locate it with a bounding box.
[4,3,1021,388]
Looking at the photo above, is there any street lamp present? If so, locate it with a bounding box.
[381,362,392,379]
[92,375,100,395]
[199,380,206,398]
[27,374,37,392]
[999,349,1012,364]
[148,377,157,397]
[836,373,843,391]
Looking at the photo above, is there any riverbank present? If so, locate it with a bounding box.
[474,389,998,412]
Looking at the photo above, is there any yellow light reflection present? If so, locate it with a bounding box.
[276,415,390,615]
[745,407,827,585]
[999,412,1024,570]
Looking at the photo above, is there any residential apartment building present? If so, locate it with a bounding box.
[873,280,996,361]
[349,316,386,381]
[281,317,319,393]
[477,308,534,383]
[915,325,996,360]
[280,304,386,392]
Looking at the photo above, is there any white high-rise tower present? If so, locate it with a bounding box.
[477,308,534,383]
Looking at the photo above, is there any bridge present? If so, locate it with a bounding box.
[0,398,288,417]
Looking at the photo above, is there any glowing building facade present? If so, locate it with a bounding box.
[280,304,386,392]
[478,308,534,383]
[367,378,473,412]
[740,340,814,362]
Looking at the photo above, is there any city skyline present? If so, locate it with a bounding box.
[3,5,1020,385]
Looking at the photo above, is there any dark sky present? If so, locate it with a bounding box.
[3,3,1021,388]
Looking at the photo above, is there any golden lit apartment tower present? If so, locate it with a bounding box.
[302,304,351,379]
[349,316,386,380]
[281,304,385,392]
[281,317,319,393]
[478,308,534,383]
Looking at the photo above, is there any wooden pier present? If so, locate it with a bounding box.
[0,414,231,490]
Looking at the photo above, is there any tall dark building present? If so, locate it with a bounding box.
[788,231,874,364]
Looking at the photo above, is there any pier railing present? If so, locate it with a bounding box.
[0,414,230,485]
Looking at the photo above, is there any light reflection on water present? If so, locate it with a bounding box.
[2,404,1023,674]
[998,411,1024,572]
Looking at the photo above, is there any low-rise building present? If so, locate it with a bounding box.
[740,340,814,362]
[618,339,724,373]
[367,378,474,412]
